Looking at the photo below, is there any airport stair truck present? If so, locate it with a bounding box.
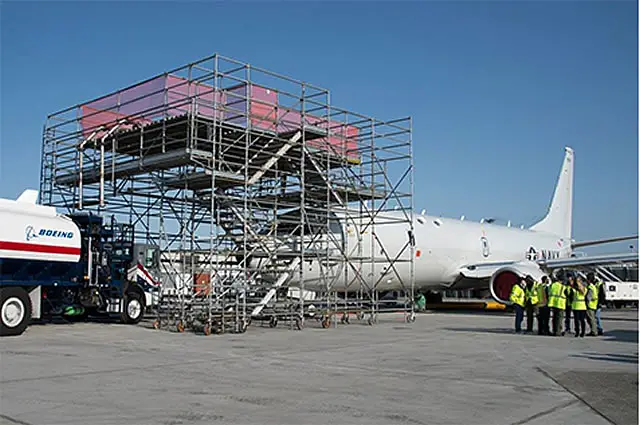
[0,190,149,336]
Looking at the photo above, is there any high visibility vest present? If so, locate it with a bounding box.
[547,282,566,309]
[510,284,525,307]
[526,286,539,305]
[536,283,548,307]
[587,283,599,310]
[571,287,587,311]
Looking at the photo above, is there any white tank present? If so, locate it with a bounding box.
[0,191,81,263]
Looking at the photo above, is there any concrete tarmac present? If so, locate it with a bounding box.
[1,309,637,425]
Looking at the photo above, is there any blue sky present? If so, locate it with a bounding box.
[1,1,637,254]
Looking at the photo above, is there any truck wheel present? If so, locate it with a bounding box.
[121,291,144,325]
[1,287,32,337]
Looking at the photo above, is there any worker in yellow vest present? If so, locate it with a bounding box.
[524,275,539,333]
[585,274,599,336]
[509,278,526,334]
[571,277,588,338]
[547,272,567,336]
[587,272,606,335]
[536,276,551,335]
[564,274,575,335]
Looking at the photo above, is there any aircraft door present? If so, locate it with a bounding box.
[480,236,490,258]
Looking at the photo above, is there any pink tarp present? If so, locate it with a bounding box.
[165,75,225,121]
[79,76,359,161]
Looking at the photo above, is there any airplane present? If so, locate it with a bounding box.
[255,146,638,305]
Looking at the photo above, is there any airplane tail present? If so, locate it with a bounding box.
[530,146,574,240]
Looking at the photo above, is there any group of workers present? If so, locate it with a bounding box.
[509,272,606,337]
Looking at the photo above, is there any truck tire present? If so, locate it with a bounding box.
[1,287,32,337]
[121,291,144,325]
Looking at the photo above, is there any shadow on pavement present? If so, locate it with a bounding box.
[442,327,526,335]
[570,352,639,364]
[601,329,639,344]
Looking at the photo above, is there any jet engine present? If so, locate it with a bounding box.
[489,262,547,304]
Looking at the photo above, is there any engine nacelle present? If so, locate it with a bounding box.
[489,263,547,304]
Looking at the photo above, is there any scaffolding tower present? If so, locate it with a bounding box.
[40,53,415,334]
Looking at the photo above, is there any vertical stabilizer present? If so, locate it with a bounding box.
[530,147,574,239]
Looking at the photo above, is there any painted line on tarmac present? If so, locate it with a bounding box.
[0,414,34,425]
[509,400,579,425]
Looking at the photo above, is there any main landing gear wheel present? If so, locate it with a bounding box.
[0,287,32,337]
[121,291,144,325]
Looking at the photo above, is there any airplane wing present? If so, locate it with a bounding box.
[457,252,638,280]
[537,252,638,269]
[572,235,638,249]
[457,260,536,280]
[453,252,638,304]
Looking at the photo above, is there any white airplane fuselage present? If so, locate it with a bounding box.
[274,213,572,293]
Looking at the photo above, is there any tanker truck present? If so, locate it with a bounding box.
[0,190,155,336]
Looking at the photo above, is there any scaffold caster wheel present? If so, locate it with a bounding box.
[357,311,365,321]
[153,319,161,330]
[406,312,416,323]
[269,317,278,328]
[367,315,376,326]
[176,321,185,333]
[295,316,304,330]
[239,320,248,334]
[340,313,350,324]
[203,325,211,336]
[321,317,331,329]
